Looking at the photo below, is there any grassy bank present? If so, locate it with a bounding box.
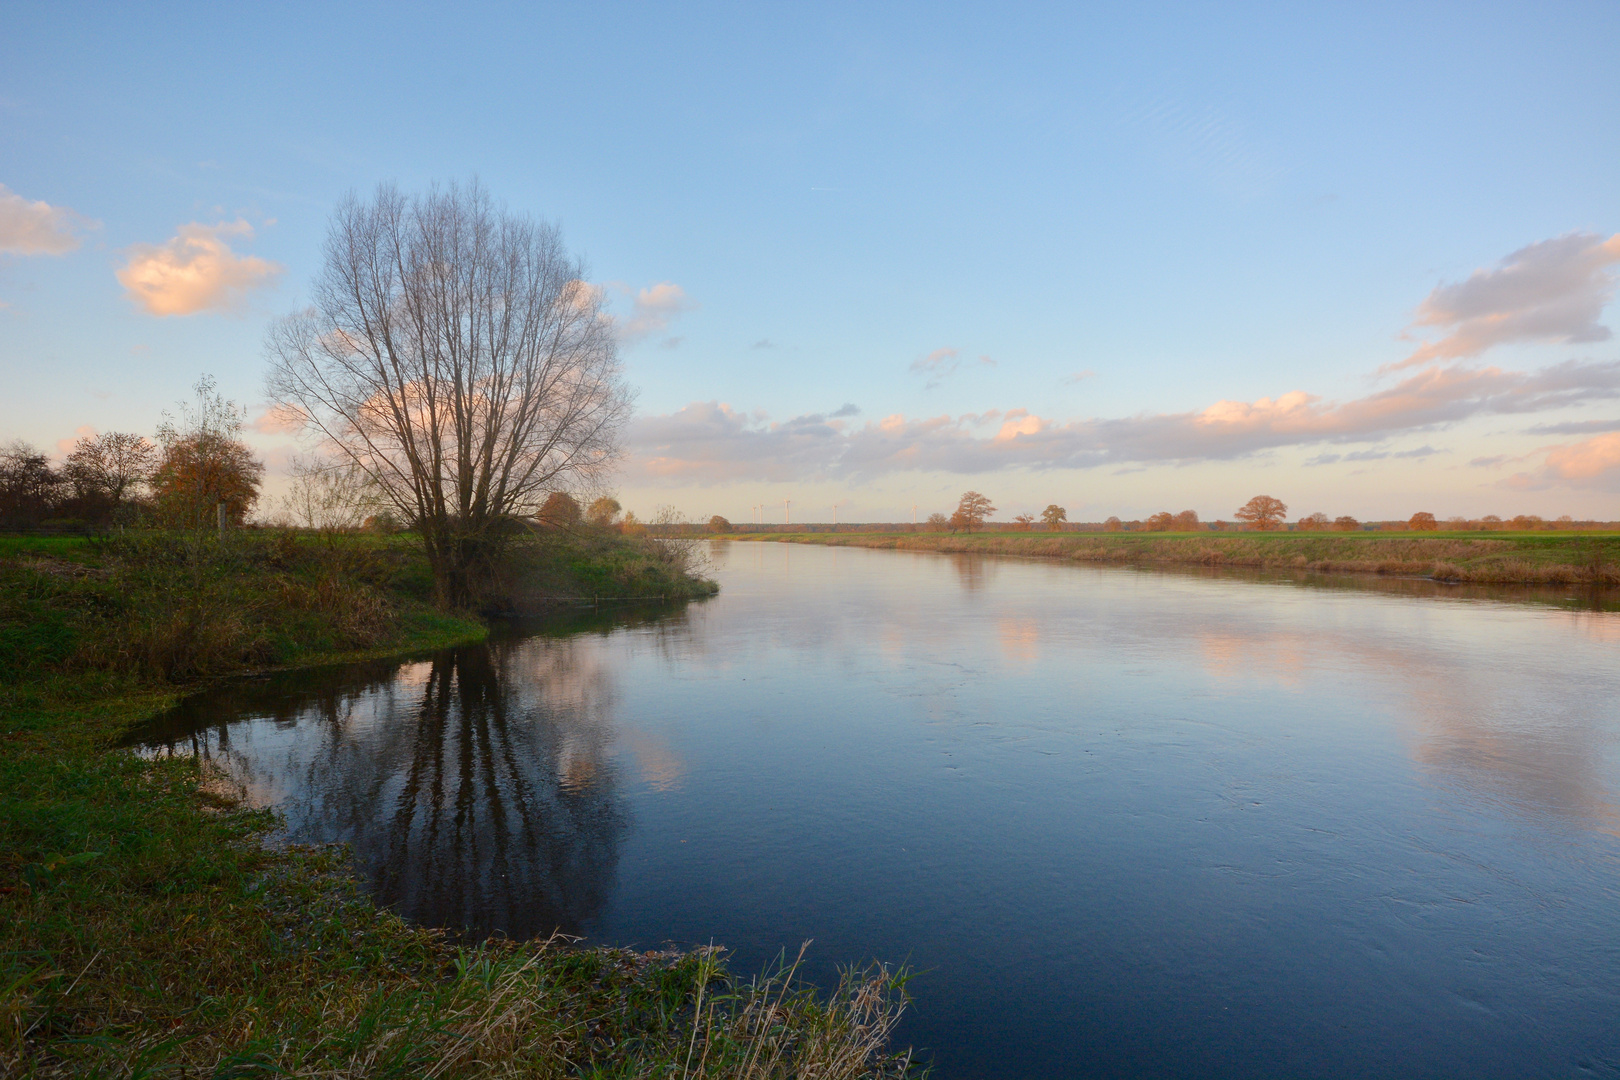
[1,531,909,1078]
[732,530,1620,587]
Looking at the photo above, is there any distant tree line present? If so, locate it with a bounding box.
[704,491,1613,534]
[0,376,264,533]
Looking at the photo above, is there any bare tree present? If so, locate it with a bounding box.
[281,453,379,533]
[266,181,632,606]
[64,432,156,508]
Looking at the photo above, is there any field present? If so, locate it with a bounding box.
[726,530,1620,587]
[0,530,909,1078]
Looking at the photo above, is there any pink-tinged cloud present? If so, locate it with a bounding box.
[624,359,1620,484]
[116,220,282,316]
[1400,232,1620,367]
[1506,432,1620,492]
[0,183,96,255]
[250,404,308,435]
[56,424,97,457]
[619,282,695,342]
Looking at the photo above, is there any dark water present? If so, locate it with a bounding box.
[127,542,1620,1079]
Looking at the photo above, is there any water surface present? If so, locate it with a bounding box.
[130,542,1620,1079]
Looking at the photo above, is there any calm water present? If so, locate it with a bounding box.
[128,542,1620,1079]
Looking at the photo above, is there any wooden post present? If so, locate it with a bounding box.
[217,500,227,534]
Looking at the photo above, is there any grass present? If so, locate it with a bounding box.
[1,530,912,1078]
[731,529,1620,587]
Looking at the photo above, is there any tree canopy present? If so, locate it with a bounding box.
[266,181,631,606]
[1234,495,1287,531]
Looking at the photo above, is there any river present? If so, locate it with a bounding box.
[127,540,1620,1078]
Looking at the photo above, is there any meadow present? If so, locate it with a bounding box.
[729,530,1620,587]
[0,529,911,1078]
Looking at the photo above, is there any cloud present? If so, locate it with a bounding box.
[1399,232,1620,367]
[619,282,696,342]
[1062,370,1097,385]
[1543,432,1620,485]
[0,184,96,255]
[908,347,996,389]
[56,424,96,457]
[117,220,282,316]
[830,403,861,418]
[625,359,1620,484]
[751,338,775,350]
[1526,418,1620,436]
[250,404,307,435]
[1506,431,1620,492]
[1469,455,1507,468]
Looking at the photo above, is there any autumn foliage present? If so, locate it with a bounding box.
[1235,495,1288,531]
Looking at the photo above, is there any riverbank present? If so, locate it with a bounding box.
[1,531,908,1078]
[729,530,1620,587]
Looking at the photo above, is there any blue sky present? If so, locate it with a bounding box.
[3,1,1618,522]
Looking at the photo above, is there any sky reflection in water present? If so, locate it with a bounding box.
[130,543,1620,1079]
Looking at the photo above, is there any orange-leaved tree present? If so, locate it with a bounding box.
[1041,504,1067,530]
[1234,495,1287,531]
[1408,511,1438,531]
[151,376,264,528]
[539,492,582,527]
[953,491,996,531]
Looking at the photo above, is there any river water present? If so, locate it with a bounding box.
[128,541,1620,1078]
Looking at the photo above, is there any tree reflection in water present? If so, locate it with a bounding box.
[128,637,633,941]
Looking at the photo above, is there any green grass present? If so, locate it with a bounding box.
[731,529,1620,586]
[1,530,908,1078]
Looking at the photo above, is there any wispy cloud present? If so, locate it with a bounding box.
[116,219,282,315]
[250,403,307,435]
[626,359,1620,484]
[1127,97,1283,199]
[909,347,995,388]
[1525,418,1620,436]
[0,183,97,255]
[1062,370,1097,385]
[618,282,696,343]
[1398,232,1620,367]
[750,338,775,350]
